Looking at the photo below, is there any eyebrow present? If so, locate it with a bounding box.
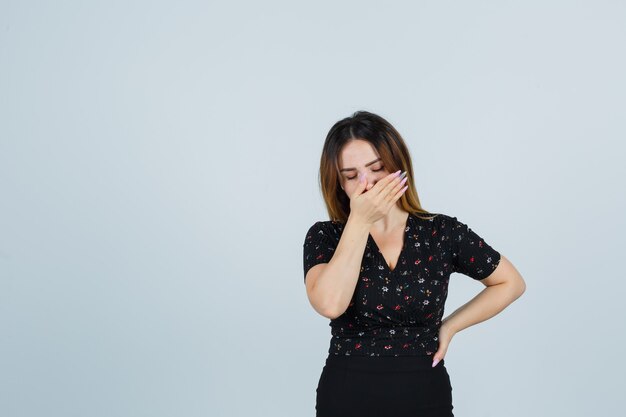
[339,158,382,172]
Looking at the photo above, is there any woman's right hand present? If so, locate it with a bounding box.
[349,170,408,225]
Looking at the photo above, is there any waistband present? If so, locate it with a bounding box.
[324,354,443,373]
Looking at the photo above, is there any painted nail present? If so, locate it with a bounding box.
[400,177,408,185]
[394,170,401,176]
[432,358,440,367]
[398,171,407,180]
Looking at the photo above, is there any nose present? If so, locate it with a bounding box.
[362,172,378,187]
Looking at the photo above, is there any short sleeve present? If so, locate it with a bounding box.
[302,221,337,283]
[449,216,501,280]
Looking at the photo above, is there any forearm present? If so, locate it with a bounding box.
[313,214,371,317]
[442,282,523,334]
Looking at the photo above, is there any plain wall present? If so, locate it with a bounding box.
[1,1,624,416]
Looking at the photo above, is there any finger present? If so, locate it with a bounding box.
[369,170,401,197]
[393,184,409,203]
[381,171,407,200]
[350,172,368,198]
[432,345,447,367]
[432,355,443,367]
[383,173,408,204]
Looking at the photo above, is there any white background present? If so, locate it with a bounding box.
[1,1,624,416]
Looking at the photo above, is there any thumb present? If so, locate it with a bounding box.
[432,340,448,367]
[431,353,442,368]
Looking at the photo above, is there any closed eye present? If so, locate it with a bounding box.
[347,167,384,180]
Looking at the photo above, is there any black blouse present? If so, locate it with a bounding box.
[302,212,501,357]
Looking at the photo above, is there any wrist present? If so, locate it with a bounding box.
[347,212,372,228]
[441,319,458,335]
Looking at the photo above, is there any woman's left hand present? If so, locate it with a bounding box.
[432,320,456,367]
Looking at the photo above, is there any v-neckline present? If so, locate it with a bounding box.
[367,212,411,274]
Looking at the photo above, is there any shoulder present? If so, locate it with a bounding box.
[413,212,459,225]
[303,219,344,244]
[410,211,448,227]
[410,211,464,235]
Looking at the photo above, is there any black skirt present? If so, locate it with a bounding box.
[316,354,454,417]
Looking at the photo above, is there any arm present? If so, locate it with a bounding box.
[305,214,370,319]
[442,254,526,334]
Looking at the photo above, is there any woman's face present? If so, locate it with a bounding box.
[337,139,390,198]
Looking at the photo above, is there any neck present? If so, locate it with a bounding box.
[371,206,409,233]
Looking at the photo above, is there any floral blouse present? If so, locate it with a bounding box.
[302,212,501,357]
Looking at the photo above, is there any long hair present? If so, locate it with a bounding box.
[318,110,437,223]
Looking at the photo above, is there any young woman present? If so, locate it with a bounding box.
[302,111,526,417]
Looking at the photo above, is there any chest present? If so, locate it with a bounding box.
[350,229,453,322]
[369,227,405,272]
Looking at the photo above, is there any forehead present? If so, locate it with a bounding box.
[338,140,381,169]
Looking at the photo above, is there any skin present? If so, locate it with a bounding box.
[337,139,410,253]
[338,139,527,367]
[303,147,408,322]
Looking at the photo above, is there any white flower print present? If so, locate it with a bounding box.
[302,212,501,357]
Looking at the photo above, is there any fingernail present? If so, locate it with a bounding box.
[398,171,407,180]
[432,358,440,367]
[394,170,401,176]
